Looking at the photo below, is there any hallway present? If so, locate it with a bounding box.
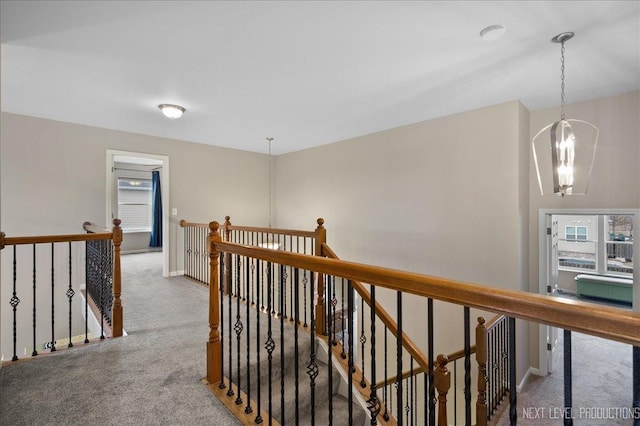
[0,252,240,425]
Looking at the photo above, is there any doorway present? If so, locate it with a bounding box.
[538,209,639,375]
[106,150,170,277]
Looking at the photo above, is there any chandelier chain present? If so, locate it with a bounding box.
[560,41,566,121]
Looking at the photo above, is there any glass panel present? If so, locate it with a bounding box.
[606,215,633,275]
[557,215,597,272]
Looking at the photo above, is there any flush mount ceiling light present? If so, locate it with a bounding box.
[158,103,185,119]
[480,25,505,41]
[532,32,599,197]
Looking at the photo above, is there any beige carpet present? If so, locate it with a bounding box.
[496,331,634,426]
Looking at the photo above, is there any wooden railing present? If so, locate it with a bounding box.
[200,218,640,426]
[0,219,123,361]
[179,220,210,285]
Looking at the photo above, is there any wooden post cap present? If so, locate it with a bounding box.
[112,218,122,227]
[209,221,220,233]
[225,215,231,223]
[316,218,324,228]
[477,317,486,325]
[0,231,5,250]
[179,219,186,227]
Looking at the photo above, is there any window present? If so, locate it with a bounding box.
[118,178,152,232]
[565,225,588,242]
[556,214,633,276]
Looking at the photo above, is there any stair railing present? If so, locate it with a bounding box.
[203,218,640,426]
[179,219,210,285]
[0,219,123,362]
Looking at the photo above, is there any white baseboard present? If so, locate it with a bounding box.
[170,270,185,277]
[121,248,162,255]
[517,367,541,392]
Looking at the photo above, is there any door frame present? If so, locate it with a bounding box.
[106,149,170,277]
[538,208,640,375]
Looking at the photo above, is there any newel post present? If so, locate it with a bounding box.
[0,231,6,251]
[476,317,488,426]
[207,221,223,384]
[314,218,326,335]
[111,219,123,338]
[435,354,451,426]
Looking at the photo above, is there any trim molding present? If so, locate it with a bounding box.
[170,270,185,277]
[517,367,541,392]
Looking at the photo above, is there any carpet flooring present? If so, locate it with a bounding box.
[495,330,635,426]
[0,252,241,426]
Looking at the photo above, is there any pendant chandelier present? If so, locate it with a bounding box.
[532,32,599,197]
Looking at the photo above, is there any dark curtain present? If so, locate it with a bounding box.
[149,170,163,247]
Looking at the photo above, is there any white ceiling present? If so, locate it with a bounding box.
[1,1,639,155]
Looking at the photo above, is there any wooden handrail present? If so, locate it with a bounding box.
[179,219,210,228]
[212,239,640,346]
[222,223,317,239]
[322,243,431,377]
[82,221,111,234]
[2,232,113,246]
[375,345,478,389]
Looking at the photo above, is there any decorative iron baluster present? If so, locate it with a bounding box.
[84,241,89,344]
[360,294,367,388]
[331,276,337,346]
[294,267,300,424]
[234,255,243,406]
[464,306,471,425]
[341,277,346,359]
[396,291,402,426]
[10,245,20,361]
[328,274,334,425]
[265,261,275,419]
[255,259,263,424]
[428,298,435,426]
[303,271,308,328]
[347,280,354,424]
[67,242,74,348]
[367,284,381,425]
[32,244,38,357]
[408,358,413,426]
[49,243,56,352]
[280,263,286,425]
[218,252,226,390]
[383,327,389,421]
[509,318,517,425]
[307,271,318,425]
[245,255,252,414]
[99,241,105,339]
[227,253,234,398]
[250,257,256,306]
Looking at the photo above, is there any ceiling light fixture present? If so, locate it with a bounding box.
[158,103,185,119]
[480,25,505,41]
[532,32,599,197]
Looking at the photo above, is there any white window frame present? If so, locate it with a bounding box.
[565,225,588,242]
[117,177,153,233]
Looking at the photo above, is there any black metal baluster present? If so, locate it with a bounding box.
[347,280,354,425]
[340,277,346,359]
[454,361,457,426]
[509,318,517,426]
[303,270,308,328]
[564,328,573,426]
[67,242,74,348]
[367,284,380,425]
[245,255,252,414]
[360,294,367,388]
[307,271,319,425]
[279,263,285,425]
[265,261,275,422]
[383,327,390,421]
[328,274,334,425]
[234,255,243,406]
[464,306,471,425]
[634,346,640,426]
[427,298,435,425]
[32,244,38,357]
[99,240,105,339]
[409,358,414,425]
[255,259,263,424]
[10,245,20,361]
[397,291,403,426]
[219,252,226,391]
[50,243,56,352]
[227,253,234,398]
[294,267,300,425]
[84,242,89,344]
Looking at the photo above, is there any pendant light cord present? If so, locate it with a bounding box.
[560,41,566,121]
[267,137,273,228]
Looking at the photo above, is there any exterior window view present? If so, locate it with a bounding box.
[117,178,153,232]
[557,214,634,276]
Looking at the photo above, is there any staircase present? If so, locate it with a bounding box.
[216,296,368,425]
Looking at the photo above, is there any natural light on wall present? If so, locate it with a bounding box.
[532,32,599,197]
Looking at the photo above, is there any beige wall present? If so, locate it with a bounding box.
[0,113,270,356]
[527,90,640,369]
[276,100,531,380]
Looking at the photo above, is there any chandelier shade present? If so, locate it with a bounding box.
[532,31,599,197]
